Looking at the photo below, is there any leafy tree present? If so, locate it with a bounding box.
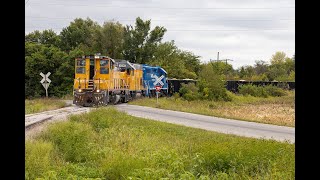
[149,41,200,79]
[25,42,74,98]
[288,70,295,81]
[266,64,287,81]
[122,17,166,64]
[92,21,124,58]
[198,63,231,101]
[238,65,255,80]
[60,18,100,52]
[208,61,234,80]
[284,57,295,74]
[254,60,268,75]
[178,50,201,76]
[25,29,60,47]
[270,51,286,65]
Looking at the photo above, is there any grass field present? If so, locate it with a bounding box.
[26,108,294,179]
[130,91,295,127]
[25,98,70,114]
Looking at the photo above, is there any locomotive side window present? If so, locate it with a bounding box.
[76,59,86,74]
[100,60,109,74]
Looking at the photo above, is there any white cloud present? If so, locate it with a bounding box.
[26,0,295,69]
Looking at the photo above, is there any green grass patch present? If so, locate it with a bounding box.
[25,98,70,114]
[238,84,287,97]
[26,108,294,179]
[130,90,295,127]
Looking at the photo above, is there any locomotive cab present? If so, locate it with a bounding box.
[73,55,114,106]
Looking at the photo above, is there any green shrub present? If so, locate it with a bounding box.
[179,83,200,101]
[197,64,232,101]
[238,84,287,97]
[265,85,287,97]
[42,121,96,162]
[238,84,268,97]
[25,141,55,180]
[69,108,113,132]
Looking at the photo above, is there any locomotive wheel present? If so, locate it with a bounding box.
[93,93,107,106]
[111,95,121,104]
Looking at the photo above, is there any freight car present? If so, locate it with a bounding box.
[167,78,197,95]
[226,80,295,93]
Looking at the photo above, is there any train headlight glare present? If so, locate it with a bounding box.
[97,89,100,92]
[78,89,82,92]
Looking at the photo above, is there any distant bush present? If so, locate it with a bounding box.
[198,64,232,101]
[238,84,286,97]
[173,92,180,100]
[265,85,287,96]
[179,83,200,101]
[238,84,268,97]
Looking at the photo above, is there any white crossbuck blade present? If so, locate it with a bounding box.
[151,74,164,86]
[40,72,51,84]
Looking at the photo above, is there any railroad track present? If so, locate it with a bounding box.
[25,105,92,131]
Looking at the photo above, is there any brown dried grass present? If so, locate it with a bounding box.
[130,91,295,127]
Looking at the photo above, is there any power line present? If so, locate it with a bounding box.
[25,16,295,22]
[27,3,294,10]
[25,26,293,32]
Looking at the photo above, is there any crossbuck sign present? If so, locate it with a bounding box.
[40,72,51,97]
[151,74,164,86]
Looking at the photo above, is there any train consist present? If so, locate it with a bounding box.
[73,54,168,106]
[73,54,295,106]
[226,80,295,93]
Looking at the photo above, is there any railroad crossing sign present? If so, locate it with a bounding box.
[155,85,162,104]
[40,72,51,97]
[151,74,164,86]
[155,85,162,92]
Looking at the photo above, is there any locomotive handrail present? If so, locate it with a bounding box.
[98,78,100,90]
[93,69,98,89]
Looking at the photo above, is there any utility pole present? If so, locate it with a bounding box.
[210,59,234,65]
[210,52,234,65]
[225,59,234,65]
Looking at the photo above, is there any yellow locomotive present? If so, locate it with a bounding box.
[73,54,144,106]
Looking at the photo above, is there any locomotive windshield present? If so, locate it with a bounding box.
[76,59,86,74]
[100,59,109,74]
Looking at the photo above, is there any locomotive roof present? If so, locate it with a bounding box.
[114,59,136,70]
[76,55,115,63]
[142,64,167,74]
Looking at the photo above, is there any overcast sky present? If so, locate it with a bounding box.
[25,0,295,69]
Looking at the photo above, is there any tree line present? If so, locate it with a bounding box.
[25,17,294,98]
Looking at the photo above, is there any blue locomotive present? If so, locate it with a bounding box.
[142,64,168,97]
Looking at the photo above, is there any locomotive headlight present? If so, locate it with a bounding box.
[78,89,82,92]
[97,89,100,93]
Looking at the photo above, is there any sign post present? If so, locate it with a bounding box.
[40,72,51,98]
[155,85,161,104]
